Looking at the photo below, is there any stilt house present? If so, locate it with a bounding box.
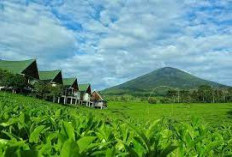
[59,78,80,105]
[63,78,79,97]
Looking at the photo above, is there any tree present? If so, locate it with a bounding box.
[226,88,232,102]
[47,84,63,102]
[34,82,63,102]
[34,81,50,99]
[167,90,179,103]
[213,89,224,103]
[9,74,27,91]
[0,69,10,86]
[0,69,27,92]
[197,85,213,103]
[180,90,191,103]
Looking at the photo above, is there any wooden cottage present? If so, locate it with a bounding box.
[79,84,92,103]
[38,70,63,86]
[63,78,79,97]
[0,59,39,91]
[91,91,107,109]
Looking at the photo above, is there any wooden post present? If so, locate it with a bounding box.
[75,98,77,105]
[58,97,60,104]
[70,98,73,104]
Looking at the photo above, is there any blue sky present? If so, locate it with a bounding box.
[0,0,232,90]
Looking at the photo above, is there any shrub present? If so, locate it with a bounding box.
[148,97,158,104]
[160,97,172,104]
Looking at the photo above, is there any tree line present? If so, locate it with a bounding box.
[104,85,232,104]
[162,85,232,104]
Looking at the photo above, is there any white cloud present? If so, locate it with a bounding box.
[0,1,76,66]
[1,0,232,89]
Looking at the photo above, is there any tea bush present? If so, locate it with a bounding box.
[0,92,231,156]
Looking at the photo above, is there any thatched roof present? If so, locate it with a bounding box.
[39,70,63,84]
[0,59,39,79]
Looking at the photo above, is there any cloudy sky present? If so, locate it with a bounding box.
[0,0,232,89]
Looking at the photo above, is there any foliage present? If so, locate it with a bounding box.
[0,69,9,86]
[148,97,157,104]
[47,84,63,99]
[33,81,50,99]
[105,85,232,104]
[33,82,63,100]
[0,69,27,91]
[0,92,232,156]
[159,97,172,104]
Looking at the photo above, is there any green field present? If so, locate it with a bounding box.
[101,101,232,127]
[1,92,232,156]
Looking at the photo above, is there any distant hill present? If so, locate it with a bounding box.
[102,67,229,96]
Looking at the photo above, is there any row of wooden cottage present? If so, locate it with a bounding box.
[0,59,107,109]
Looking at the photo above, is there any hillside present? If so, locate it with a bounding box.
[102,67,228,95]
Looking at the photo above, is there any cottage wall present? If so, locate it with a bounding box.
[83,93,90,102]
[74,91,81,99]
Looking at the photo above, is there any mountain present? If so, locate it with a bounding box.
[102,67,228,96]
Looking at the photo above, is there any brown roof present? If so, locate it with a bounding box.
[91,91,103,101]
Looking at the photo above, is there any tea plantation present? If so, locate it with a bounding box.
[0,92,232,156]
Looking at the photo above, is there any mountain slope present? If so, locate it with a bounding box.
[102,67,228,95]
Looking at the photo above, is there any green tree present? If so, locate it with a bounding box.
[191,90,199,103]
[0,69,27,92]
[34,81,50,99]
[180,90,191,103]
[213,89,224,103]
[197,85,213,103]
[167,90,179,103]
[0,69,10,86]
[9,74,27,91]
[47,84,63,102]
[226,88,232,102]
